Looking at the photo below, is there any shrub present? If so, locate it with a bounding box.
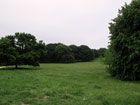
[109,0,140,80]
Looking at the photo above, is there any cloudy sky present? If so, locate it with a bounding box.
[0,0,131,49]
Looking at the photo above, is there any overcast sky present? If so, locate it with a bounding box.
[0,0,132,49]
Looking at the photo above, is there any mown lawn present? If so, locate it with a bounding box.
[0,59,140,105]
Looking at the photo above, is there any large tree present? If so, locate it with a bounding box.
[109,0,140,80]
[0,33,44,68]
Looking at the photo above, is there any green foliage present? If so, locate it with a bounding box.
[78,45,93,62]
[37,41,47,63]
[45,43,59,62]
[104,49,113,65]
[41,43,94,63]
[97,48,107,57]
[91,48,107,59]
[92,49,99,58]
[69,45,81,61]
[70,45,94,62]
[0,33,45,68]
[55,44,75,63]
[109,0,140,80]
[0,37,16,66]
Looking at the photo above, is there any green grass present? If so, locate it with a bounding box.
[0,59,140,105]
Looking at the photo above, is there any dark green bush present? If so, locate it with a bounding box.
[109,0,140,80]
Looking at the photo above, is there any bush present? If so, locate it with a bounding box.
[109,0,140,80]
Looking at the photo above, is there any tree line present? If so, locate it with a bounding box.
[0,32,106,68]
[40,43,106,63]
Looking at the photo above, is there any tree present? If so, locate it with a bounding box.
[37,41,47,63]
[0,37,17,66]
[92,49,99,58]
[45,43,60,62]
[109,0,140,80]
[55,44,75,63]
[78,45,93,62]
[69,45,81,61]
[97,48,106,57]
[0,32,44,68]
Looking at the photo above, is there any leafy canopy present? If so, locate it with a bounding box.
[0,33,45,68]
[109,0,140,80]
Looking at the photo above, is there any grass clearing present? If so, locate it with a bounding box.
[0,59,140,105]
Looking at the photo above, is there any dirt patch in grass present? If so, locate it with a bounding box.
[21,102,30,105]
[44,96,49,101]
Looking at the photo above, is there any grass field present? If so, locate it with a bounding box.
[0,59,140,105]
